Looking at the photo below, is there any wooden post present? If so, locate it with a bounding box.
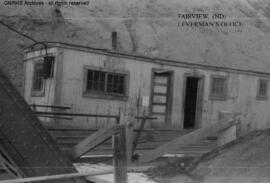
[126,121,133,165]
[0,171,114,183]
[118,110,125,124]
[118,109,133,165]
[113,125,127,183]
[132,117,146,155]
[132,116,157,155]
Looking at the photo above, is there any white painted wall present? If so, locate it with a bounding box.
[24,48,59,122]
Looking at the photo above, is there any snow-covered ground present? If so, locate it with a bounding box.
[75,163,157,183]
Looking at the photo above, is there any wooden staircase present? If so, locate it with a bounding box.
[45,113,237,164]
[47,128,218,158]
[138,119,235,163]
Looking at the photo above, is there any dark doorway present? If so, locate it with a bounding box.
[183,77,199,129]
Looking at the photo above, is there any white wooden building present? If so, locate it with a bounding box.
[23,42,270,133]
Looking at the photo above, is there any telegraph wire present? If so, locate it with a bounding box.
[0,19,55,109]
[0,19,38,43]
[0,19,48,54]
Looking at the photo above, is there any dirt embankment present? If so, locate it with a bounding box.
[146,130,270,183]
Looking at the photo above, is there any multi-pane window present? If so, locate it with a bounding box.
[210,75,228,100]
[32,63,44,92]
[86,70,106,92]
[257,79,268,100]
[85,69,127,96]
[107,73,125,94]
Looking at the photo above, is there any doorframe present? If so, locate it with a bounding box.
[181,73,205,129]
[149,68,174,128]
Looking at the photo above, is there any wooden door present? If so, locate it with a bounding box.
[150,71,172,128]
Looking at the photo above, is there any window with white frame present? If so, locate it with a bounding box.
[83,67,128,99]
[257,79,268,100]
[209,75,228,100]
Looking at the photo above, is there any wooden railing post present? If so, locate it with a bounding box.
[118,110,133,165]
[132,116,157,156]
[126,121,134,165]
[69,125,120,160]
[113,125,127,183]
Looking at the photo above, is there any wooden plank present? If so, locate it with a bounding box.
[56,135,87,139]
[153,82,168,87]
[153,92,167,96]
[132,117,146,155]
[125,123,134,165]
[139,118,235,163]
[0,170,114,183]
[153,95,167,102]
[152,102,167,106]
[152,112,166,115]
[69,125,120,160]
[47,128,98,131]
[217,112,238,146]
[152,105,166,113]
[154,76,168,84]
[153,86,167,94]
[0,147,22,179]
[113,126,127,183]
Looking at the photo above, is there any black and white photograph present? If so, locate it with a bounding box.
[0,0,270,182]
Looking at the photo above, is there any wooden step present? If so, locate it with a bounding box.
[49,130,96,137]
[55,136,87,139]
[58,139,216,153]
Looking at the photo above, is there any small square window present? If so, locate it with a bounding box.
[210,75,228,100]
[257,79,268,100]
[31,62,45,97]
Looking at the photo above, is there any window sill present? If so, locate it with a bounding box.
[256,95,268,100]
[82,92,128,101]
[31,90,45,97]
